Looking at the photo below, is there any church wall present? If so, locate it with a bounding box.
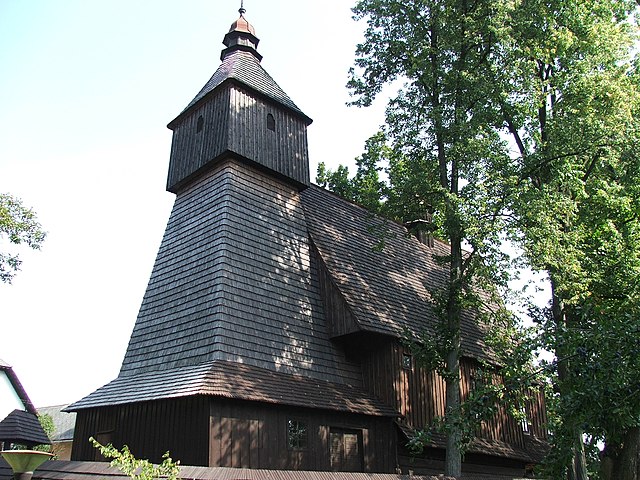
[359,341,546,454]
[71,396,209,466]
[167,88,231,193]
[208,397,396,472]
[227,86,309,186]
[72,395,396,473]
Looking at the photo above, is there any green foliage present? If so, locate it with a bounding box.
[336,0,640,476]
[89,437,181,480]
[495,0,640,476]
[340,1,531,475]
[33,413,55,454]
[0,193,46,283]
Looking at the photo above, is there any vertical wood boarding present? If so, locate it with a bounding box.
[71,397,209,466]
[208,397,395,472]
[360,341,542,451]
[228,86,309,185]
[315,249,361,337]
[167,89,231,192]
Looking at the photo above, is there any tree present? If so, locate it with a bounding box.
[0,193,46,283]
[34,413,55,454]
[337,0,639,477]
[491,0,640,477]
[346,1,521,475]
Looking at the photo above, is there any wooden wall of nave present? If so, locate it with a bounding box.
[71,396,210,466]
[208,398,396,473]
[360,341,547,450]
[72,396,396,472]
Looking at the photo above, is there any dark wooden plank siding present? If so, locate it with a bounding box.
[228,86,309,186]
[360,342,543,452]
[208,398,395,473]
[315,248,361,338]
[167,88,231,192]
[72,396,209,466]
[168,84,309,193]
[361,342,446,430]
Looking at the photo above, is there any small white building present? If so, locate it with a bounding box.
[0,358,35,420]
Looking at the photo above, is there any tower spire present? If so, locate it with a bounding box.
[221,3,261,61]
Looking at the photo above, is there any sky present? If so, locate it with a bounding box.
[0,1,391,408]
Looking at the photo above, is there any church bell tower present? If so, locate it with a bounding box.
[165,7,312,193]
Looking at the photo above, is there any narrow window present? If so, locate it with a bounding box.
[287,419,307,449]
[267,113,276,131]
[196,115,204,133]
[520,406,530,434]
[402,353,412,370]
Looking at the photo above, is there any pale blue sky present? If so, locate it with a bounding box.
[0,1,389,407]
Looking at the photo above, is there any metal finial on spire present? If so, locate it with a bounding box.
[239,0,246,15]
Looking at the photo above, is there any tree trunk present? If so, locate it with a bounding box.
[574,433,588,480]
[602,427,640,480]
[445,348,462,477]
[444,230,463,478]
[550,280,588,480]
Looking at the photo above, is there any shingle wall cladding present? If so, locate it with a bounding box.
[214,161,359,383]
[120,166,233,375]
[120,159,361,386]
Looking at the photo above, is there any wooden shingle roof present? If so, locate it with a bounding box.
[396,420,546,464]
[68,162,370,414]
[300,186,490,359]
[168,50,311,129]
[69,164,495,414]
[66,361,396,417]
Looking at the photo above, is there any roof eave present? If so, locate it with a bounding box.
[167,77,312,131]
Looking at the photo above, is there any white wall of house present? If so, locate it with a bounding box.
[0,371,25,420]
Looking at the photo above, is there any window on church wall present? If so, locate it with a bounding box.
[287,419,308,450]
[520,406,530,434]
[267,113,276,132]
[196,115,204,133]
[402,353,412,370]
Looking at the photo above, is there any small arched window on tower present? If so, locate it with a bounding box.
[267,113,276,132]
[196,115,204,133]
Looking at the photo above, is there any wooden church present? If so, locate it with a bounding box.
[67,8,547,478]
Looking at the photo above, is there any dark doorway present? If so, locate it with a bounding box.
[329,428,363,472]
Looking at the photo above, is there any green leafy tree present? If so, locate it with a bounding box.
[345,1,522,475]
[34,413,55,454]
[333,0,640,478]
[0,193,46,283]
[491,0,640,477]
